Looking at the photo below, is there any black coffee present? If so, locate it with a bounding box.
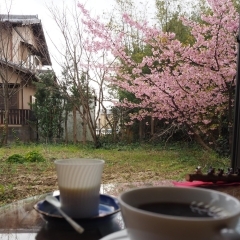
[138,202,223,218]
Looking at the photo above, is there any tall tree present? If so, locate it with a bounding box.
[31,72,64,143]
[47,0,117,146]
[78,0,238,151]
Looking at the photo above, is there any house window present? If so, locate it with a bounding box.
[0,84,19,109]
[28,55,41,70]
[19,42,42,70]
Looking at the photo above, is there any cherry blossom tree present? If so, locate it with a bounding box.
[78,0,238,151]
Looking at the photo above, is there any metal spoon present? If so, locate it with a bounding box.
[45,195,84,234]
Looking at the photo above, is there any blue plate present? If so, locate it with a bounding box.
[34,194,120,222]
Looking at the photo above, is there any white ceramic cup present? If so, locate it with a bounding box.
[54,158,105,219]
[119,186,240,240]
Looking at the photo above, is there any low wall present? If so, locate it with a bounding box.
[0,125,37,143]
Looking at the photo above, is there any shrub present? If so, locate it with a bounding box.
[6,154,25,164]
[25,151,46,162]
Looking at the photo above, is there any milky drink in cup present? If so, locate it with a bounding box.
[54,158,105,219]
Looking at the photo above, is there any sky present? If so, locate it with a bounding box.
[0,0,117,72]
[0,0,156,76]
[0,0,115,17]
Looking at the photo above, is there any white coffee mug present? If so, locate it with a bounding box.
[119,186,240,240]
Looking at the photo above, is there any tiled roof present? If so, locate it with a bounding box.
[0,14,40,24]
[0,14,51,66]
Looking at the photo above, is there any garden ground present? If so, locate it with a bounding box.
[0,143,230,206]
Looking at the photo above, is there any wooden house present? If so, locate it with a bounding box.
[0,14,51,142]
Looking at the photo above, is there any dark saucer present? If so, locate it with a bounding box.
[34,194,120,224]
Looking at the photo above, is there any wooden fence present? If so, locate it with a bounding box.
[0,109,34,125]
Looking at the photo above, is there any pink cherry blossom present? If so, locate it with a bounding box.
[77,0,238,148]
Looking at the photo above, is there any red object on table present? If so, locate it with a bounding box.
[172,181,240,188]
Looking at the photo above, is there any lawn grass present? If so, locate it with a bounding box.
[0,142,230,206]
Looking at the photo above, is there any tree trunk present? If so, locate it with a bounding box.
[151,116,154,136]
[64,110,68,143]
[1,109,9,146]
[1,87,9,146]
[228,87,233,156]
[73,106,77,144]
[139,120,143,141]
[113,118,117,142]
[82,108,87,144]
[193,132,212,151]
